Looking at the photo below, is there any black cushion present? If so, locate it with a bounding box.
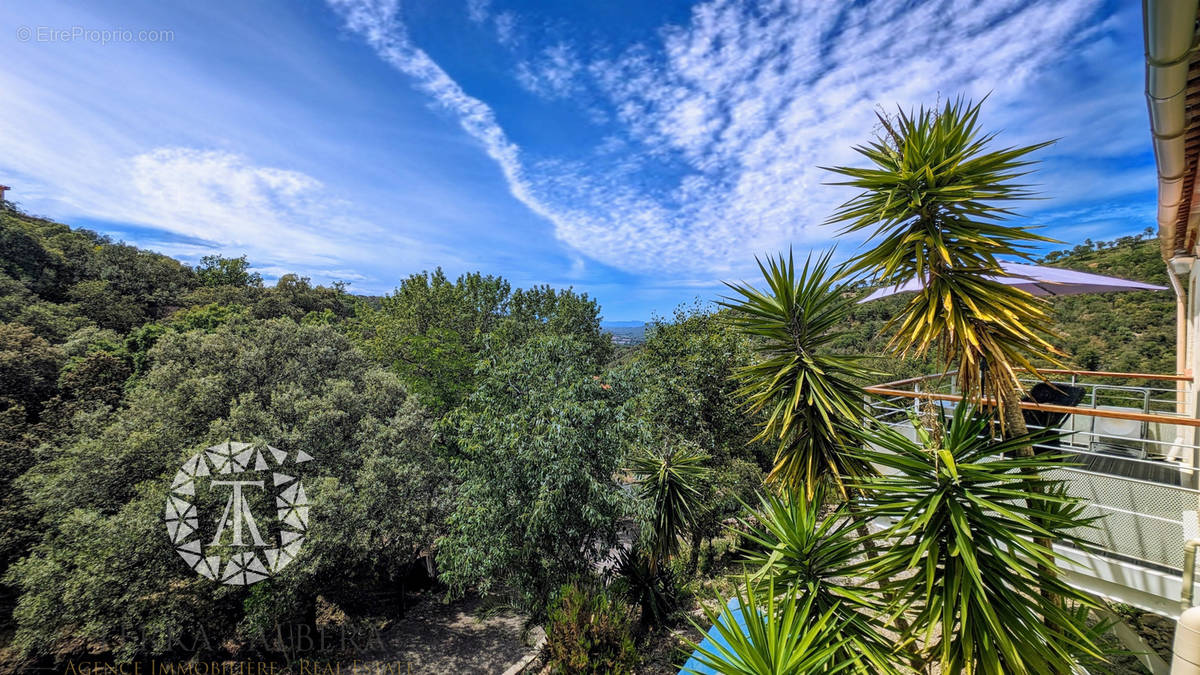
[1027,382,1086,407]
[1022,382,1087,444]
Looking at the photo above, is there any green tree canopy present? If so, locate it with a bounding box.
[437,333,628,612]
[8,318,445,661]
[352,269,608,413]
[194,254,263,288]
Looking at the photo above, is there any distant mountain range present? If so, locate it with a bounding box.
[602,321,646,345]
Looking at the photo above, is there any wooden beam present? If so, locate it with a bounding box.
[869,370,1192,389]
[863,386,1200,427]
[1035,369,1193,382]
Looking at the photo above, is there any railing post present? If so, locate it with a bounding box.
[1193,419,1200,491]
[1143,388,1153,448]
[1184,539,1200,612]
[1090,386,1099,451]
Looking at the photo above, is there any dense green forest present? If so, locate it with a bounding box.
[0,197,1173,670]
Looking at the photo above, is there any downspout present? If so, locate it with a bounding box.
[1169,259,1190,414]
[1145,0,1198,258]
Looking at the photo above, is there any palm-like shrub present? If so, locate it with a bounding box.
[854,404,1106,674]
[720,251,879,497]
[681,578,850,675]
[610,546,681,628]
[631,442,711,569]
[826,98,1060,429]
[738,488,899,673]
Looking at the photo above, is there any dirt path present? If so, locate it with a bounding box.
[353,594,535,674]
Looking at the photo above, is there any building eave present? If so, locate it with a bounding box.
[1146,0,1200,259]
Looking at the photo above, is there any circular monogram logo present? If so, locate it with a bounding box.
[165,441,312,585]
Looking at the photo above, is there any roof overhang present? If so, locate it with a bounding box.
[1146,0,1200,260]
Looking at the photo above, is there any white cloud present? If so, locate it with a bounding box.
[515,43,582,100]
[6,141,434,289]
[466,0,490,24]
[493,11,518,47]
[0,9,475,293]
[329,0,1128,279]
[326,0,571,242]
[124,148,373,265]
[115,148,456,289]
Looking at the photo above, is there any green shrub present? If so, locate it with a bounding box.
[545,582,638,674]
[437,334,627,611]
[611,547,682,629]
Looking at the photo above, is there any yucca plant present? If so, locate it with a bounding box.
[681,578,851,675]
[610,546,681,628]
[738,487,901,673]
[827,97,1074,627]
[631,442,711,570]
[720,251,881,497]
[826,97,1061,433]
[853,404,1106,674]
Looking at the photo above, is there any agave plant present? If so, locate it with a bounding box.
[825,97,1061,432]
[630,442,711,570]
[853,404,1106,674]
[738,487,901,673]
[720,250,881,497]
[681,578,851,675]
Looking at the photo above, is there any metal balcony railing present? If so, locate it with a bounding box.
[864,370,1200,616]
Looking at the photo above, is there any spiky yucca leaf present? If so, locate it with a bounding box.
[852,404,1106,674]
[681,577,852,675]
[611,546,680,627]
[719,250,881,497]
[631,443,711,569]
[739,488,901,673]
[825,97,1062,410]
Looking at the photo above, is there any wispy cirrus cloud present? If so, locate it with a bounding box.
[466,0,490,24]
[331,0,1137,280]
[515,42,582,100]
[0,8,471,293]
[327,0,579,250]
[493,12,518,48]
[465,0,519,48]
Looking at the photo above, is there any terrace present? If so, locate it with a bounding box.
[866,370,1200,617]
[817,0,1200,629]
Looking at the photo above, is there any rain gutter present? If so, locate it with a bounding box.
[1146,0,1199,257]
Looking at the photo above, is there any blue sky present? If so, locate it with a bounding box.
[1,0,1151,320]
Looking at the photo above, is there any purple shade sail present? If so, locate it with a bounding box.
[858,262,1168,303]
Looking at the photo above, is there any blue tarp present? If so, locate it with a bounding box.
[678,597,748,675]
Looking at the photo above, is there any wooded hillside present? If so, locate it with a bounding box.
[0,199,1174,668]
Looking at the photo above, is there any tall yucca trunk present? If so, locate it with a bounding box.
[998,386,1059,625]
